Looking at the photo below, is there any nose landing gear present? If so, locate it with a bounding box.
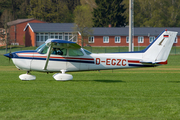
[19,71,36,81]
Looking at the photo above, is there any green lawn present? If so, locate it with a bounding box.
[0,55,180,119]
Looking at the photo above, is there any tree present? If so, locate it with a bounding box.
[122,0,180,27]
[55,0,74,23]
[17,0,31,19]
[66,0,81,12]
[0,9,12,52]
[80,0,97,11]
[93,0,126,27]
[28,0,74,23]
[73,5,93,47]
[0,0,25,20]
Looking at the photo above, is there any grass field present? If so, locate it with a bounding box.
[0,54,180,119]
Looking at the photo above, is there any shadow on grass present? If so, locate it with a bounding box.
[71,80,125,83]
[94,80,125,83]
[168,81,180,83]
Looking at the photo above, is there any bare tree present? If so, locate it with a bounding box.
[0,9,12,53]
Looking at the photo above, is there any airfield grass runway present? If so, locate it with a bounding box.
[0,55,180,119]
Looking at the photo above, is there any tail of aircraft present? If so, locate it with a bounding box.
[141,30,178,64]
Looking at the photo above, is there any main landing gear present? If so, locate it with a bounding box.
[53,70,73,81]
[19,70,73,81]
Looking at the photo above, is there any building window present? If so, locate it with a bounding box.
[65,33,68,40]
[36,33,39,41]
[59,36,62,39]
[115,36,121,43]
[69,33,72,40]
[174,37,178,43]
[45,33,48,41]
[55,33,58,39]
[126,36,129,43]
[59,33,63,39]
[138,36,144,43]
[50,33,54,38]
[149,36,155,43]
[72,35,77,42]
[103,36,109,43]
[36,33,49,42]
[88,36,94,43]
[40,33,44,41]
[36,32,77,42]
[64,33,77,42]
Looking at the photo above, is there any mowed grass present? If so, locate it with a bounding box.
[0,55,180,119]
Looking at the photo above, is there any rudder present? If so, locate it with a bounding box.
[142,30,178,64]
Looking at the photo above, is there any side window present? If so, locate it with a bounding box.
[51,48,67,56]
[59,48,67,56]
[69,49,84,56]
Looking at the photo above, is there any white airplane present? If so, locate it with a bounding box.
[4,30,177,81]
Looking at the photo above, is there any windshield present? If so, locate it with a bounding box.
[36,43,49,54]
[36,43,46,52]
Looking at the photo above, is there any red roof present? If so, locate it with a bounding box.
[7,18,43,26]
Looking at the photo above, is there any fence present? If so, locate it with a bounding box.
[84,46,180,55]
[0,46,180,55]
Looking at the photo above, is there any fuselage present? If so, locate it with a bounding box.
[6,48,160,73]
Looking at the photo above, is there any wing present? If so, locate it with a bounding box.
[43,39,81,70]
[45,39,81,49]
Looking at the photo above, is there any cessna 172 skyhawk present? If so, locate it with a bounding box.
[4,30,177,81]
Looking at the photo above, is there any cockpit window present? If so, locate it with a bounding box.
[36,43,49,54]
[69,49,84,56]
[37,43,83,56]
[83,49,92,55]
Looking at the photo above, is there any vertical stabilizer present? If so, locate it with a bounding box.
[142,30,178,63]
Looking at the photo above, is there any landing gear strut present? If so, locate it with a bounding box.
[19,71,36,81]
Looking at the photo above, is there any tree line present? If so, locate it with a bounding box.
[0,0,180,28]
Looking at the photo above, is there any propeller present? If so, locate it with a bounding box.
[8,50,13,63]
[4,49,13,63]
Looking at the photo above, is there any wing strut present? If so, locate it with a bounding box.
[43,43,53,70]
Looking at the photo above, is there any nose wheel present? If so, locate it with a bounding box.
[19,71,36,81]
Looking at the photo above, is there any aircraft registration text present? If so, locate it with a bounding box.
[96,58,127,66]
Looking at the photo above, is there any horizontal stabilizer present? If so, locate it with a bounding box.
[140,60,167,65]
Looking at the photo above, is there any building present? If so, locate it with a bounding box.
[24,23,180,47]
[24,23,78,46]
[89,27,180,47]
[7,18,46,46]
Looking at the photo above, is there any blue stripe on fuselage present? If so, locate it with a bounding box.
[14,56,95,64]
